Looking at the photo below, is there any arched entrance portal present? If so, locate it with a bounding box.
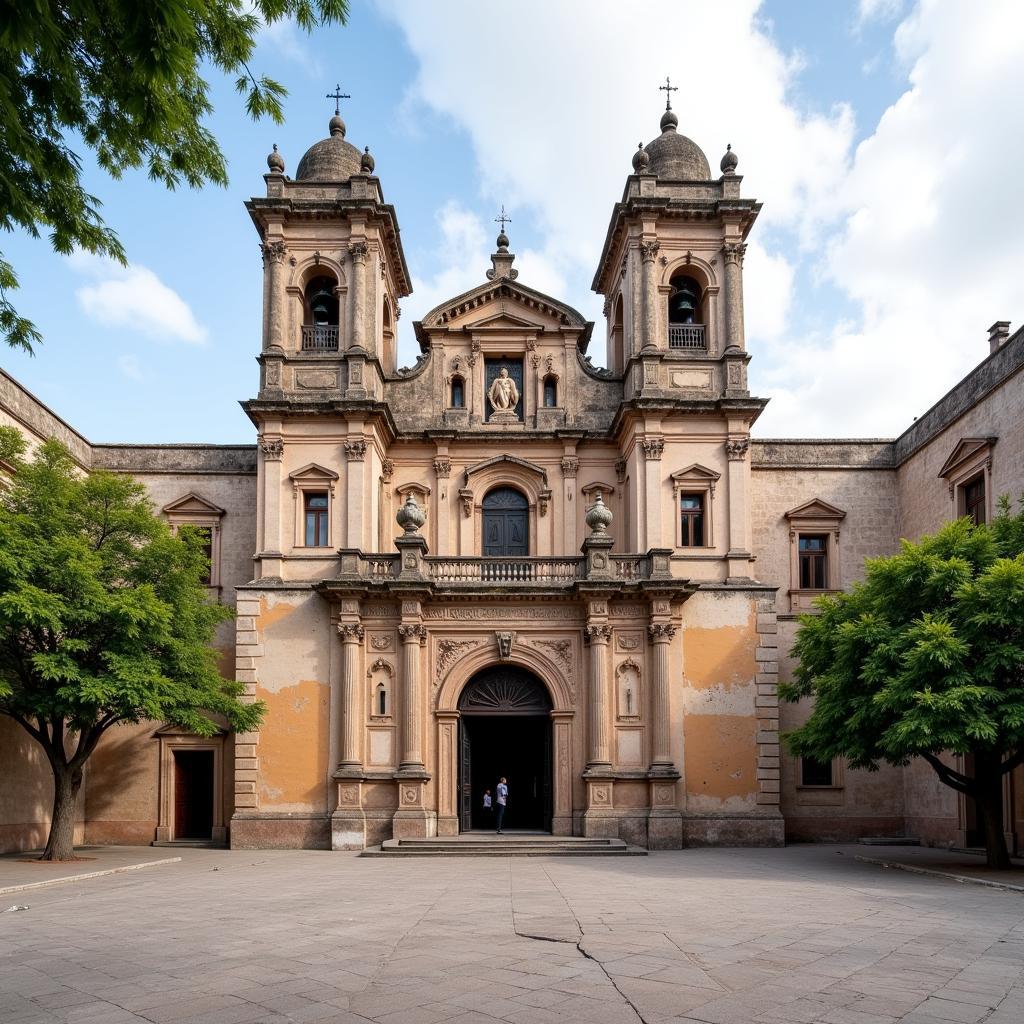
[458,667,552,832]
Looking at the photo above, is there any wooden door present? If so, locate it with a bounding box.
[459,719,473,832]
[482,488,528,556]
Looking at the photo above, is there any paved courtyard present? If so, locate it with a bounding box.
[2,846,1023,1024]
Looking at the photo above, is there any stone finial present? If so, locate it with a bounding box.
[486,209,518,282]
[267,144,285,174]
[585,491,613,535]
[720,143,738,174]
[396,493,426,535]
[632,142,650,173]
[329,114,346,138]
[360,145,375,174]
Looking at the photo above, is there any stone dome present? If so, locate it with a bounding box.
[644,110,712,181]
[295,116,363,181]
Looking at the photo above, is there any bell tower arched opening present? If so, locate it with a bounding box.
[303,274,340,351]
[667,273,705,350]
[457,667,552,833]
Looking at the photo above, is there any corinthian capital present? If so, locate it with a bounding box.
[648,623,677,642]
[399,623,428,645]
[723,242,747,267]
[337,623,365,643]
[348,241,369,265]
[258,436,284,461]
[344,439,368,462]
[585,623,612,644]
[725,438,749,461]
[639,240,660,264]
[261,240,287,266]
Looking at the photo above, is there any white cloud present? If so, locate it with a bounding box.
[757,0,1024,435]
[380,0,1024,438]
[257,17,321,75]
[69,252,207,344]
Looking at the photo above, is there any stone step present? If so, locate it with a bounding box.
[362,836,647,857]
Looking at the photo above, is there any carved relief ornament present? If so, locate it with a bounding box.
[641,437,664,461]
[725,438,750,461]
[259,436,284,460]
[561,456,579,478]
[434,457,451,479]
[344,439,368,461]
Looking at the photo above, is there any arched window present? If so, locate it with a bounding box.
[303,275,340,351]
[543,375,558,408]
[610,294,625,372]
[667,274,705,350]
[376,683,387,717]
[450,376,465,408]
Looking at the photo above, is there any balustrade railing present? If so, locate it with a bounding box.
[301,324,340,352]
[427,556,583,584]
[668,324,706,350]
[611,554,650,581]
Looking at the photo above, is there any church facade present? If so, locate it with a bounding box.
[2,100,1023,853]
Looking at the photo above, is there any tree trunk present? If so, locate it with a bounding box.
[972,749,1011,870]
[41,764,82,861]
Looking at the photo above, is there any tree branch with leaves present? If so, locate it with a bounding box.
[0,426,264,860]
[0,0,348,350]
[781,499,1024,869]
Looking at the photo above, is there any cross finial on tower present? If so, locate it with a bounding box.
[659,76,678,111]
[495,205,511,232]
[326,84,350,116]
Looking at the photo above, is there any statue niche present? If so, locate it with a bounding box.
[485,359,523,424]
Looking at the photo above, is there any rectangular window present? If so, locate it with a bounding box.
[679,493,705,547]
[963,475,985,525]
[195,527,213,585]
[800,757,834,787]
[304,492,329,547]
[798,534,828,589]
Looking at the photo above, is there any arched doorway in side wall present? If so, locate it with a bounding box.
[458,666,552,832]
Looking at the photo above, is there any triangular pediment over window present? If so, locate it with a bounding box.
[288,463,339,483]
[785,498,846,522]
[937,437,997,480]
[162,492,225,517]
[417,280,591,336]
[670,464,722,486]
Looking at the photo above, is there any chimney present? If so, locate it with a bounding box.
[988,320,1010,354]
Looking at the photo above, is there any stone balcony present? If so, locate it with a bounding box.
[300,324,340,352]
[318,549,679,597]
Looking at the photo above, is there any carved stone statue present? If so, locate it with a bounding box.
[488,367,519,413]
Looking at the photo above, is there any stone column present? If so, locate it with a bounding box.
[262,240,287,353]
[641,436,664,550]
[344,437,367,549]
[639,240,660,350]
[585,623,613,770]
[398,623,427,771]
[336,623,364,770]
[648,623,675,770]
[257,436,284,579]
[348,241,368,351]
[723,242,747,351]
[725,437,752,580]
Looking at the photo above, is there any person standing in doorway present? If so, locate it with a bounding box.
[495,777,508,834]
[482,788,492,827]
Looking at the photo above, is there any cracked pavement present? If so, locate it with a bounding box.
[2,845,1023,1024]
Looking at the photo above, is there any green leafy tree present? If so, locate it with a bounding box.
[1,0,348,350]
[782,501,1024,869]
[0,428,264,860]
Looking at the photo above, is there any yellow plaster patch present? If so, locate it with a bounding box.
[258,679,328,812]
[257,595,299,632]
[683,714,756,805]
[682,621,757,690]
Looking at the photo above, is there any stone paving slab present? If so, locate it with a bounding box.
[848,844,1024,892]
[0,846,185,895]
[1,845,1024,1023]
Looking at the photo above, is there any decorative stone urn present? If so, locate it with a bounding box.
[396,493,426,535]
[585,491,613,535]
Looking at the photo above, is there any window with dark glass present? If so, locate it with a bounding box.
[964,475,985,525]
[543,376,557,407]
[800,757,833,787]
[376,684,387,716]
[450,376,464,408]
[798,534,828,589]
[304,492,329,547]
[679,493,705,547]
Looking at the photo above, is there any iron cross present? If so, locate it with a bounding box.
[495,205,511,232]
[659,75,678,110]
[326,84,350,115]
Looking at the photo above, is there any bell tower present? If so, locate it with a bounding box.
[592,80,760,402]
[245,91,411,400]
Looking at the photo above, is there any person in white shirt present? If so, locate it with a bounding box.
[495,777,508,834]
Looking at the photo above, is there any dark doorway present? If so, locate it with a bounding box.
[458,667,552,832]
[173,750,214,840]
[482,487,528,556]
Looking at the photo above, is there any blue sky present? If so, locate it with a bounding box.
[3,0,1023,443]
